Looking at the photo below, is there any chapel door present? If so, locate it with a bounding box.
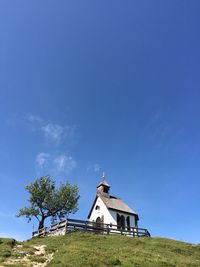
[96,217,103,230]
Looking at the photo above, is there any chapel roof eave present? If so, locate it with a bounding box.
[96,179,110,188]
[87,195,98,219]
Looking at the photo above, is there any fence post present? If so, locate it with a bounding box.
[64,219,68,235]
[145,230,150,237]
[133,227,137,237]
[107,224,110,235]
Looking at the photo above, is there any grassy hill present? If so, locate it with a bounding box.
[0,232,200,267]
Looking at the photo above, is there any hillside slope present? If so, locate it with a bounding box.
[0,232,200,267]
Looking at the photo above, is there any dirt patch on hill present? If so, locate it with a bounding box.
[4,244,53,267]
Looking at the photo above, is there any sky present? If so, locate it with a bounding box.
[0,1,200,243]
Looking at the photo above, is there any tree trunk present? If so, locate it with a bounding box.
[38,216,45,230]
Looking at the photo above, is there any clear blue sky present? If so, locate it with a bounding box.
[0,1,200,243]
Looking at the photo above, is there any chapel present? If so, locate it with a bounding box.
[88,175,139,230]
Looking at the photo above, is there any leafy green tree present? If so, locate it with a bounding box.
[17,176,80,230]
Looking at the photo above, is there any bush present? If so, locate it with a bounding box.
[1,250,11,258]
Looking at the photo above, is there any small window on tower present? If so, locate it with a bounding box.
[95,205,100,210]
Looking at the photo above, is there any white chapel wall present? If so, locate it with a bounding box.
[109,210,137,228]
[89,196,115,224]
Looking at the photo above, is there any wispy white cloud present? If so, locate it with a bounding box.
[35,153,77,175]
[94,164,100,172]
[35,153,50,168]
[41,124,64,143]
[27,114,43,124]
[25,114,78,176]
[86,163,101,173]
[26,114,76,145]
[54,155,77,172]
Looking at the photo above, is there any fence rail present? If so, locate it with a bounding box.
[32,218,150,238]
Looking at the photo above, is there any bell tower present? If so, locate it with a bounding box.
[97,173,110,197]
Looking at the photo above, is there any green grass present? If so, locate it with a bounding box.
[0,232,200,266]
[0,238,16,262]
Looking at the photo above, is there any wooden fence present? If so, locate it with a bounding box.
[32,218,150,238]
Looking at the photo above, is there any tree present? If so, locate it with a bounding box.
[17,176,80,230]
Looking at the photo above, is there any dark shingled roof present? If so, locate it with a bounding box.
[99,194,138,215]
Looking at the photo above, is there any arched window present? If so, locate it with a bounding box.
[117,213,121,230]
[95,205,100,210]
[126,216,130,231]
[135,216,138,228]
[121,215,125,230]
